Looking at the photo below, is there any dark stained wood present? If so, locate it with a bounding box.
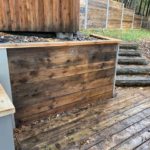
[116,75,150,86]
[14,87,150,150]
[117,66,150,75]
[118,57,148,65]
[0,0,79,33]
[7,43,118,122]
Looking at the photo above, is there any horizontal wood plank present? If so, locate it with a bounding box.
[8,44,117,122]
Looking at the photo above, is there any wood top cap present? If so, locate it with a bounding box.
[0,85,15,117]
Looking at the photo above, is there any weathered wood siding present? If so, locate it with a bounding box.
[108,1,122,28]
[122,8,134,28]
[0,0,79,32]
[80,0,86,29]
[134,15,142,29]
[142,17,150,29]
[87,0,107,28]
[7,44,117,123]
[80,0,144,29]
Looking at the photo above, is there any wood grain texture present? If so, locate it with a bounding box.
[122,8,134,29]
[108,0,122,28]
[14,87,150,150]
[7,44,117,122]
[87,0,107,28]
[0,84,15,117]
[0,0,79,32]
[80,0,143,29]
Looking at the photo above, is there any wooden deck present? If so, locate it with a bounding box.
[15,87,150,150]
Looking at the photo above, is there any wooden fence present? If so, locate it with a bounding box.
[0,0,80,33]
[80,0,148,29]
[142,17,150,29]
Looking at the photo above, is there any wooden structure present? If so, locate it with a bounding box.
[80,0,144,29]
[0,85,15,150]
[14,87,150,149]
[0,0,79,33]
[0,35,120,123]
[0,85,15,117]
[142,16,150,29]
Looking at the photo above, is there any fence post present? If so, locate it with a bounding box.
[106,0,110,28]
[132,10,135,29]
[84,0,88,29]
[120,3,124,29]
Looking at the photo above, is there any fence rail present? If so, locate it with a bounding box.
[80,0,150,29]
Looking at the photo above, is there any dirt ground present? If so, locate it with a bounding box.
[139,39,150,60]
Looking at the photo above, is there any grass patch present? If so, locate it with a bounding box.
[81,29,150,42]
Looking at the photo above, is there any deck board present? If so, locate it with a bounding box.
[135,139,150,150]
[15,87,150,150]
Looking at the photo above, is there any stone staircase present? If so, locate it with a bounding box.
[116,43,150,86]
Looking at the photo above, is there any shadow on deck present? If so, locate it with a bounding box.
[15,87,150,150]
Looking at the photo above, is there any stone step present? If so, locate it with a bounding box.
[119,50,141,57]
[118,57,148,65]
[117,66,150,75]
[116,75,150,86]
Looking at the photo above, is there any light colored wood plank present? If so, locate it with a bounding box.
[0,85,15,117]
[0,39,121,49]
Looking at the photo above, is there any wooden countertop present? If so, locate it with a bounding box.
[0,85,15,117]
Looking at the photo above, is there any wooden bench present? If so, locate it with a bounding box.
[0,84,15,150]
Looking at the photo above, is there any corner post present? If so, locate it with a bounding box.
[0,48,12,100]
[0,48,15,127]
[0,85,15,150]
[113,45,119,97]
[0,115,15,150]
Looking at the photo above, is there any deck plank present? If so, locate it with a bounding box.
[135,139,150,150]
[14,87,150,150]
[89,116,150,150]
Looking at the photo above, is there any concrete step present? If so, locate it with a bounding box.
[118,56,149,65]
[116,75,150,86]
[117,66,150,75]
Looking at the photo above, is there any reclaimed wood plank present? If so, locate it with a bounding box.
[16,90,149,142]
[15,85,113,121]
[17,90,150,150]
[0,85,15,117]
[0,0,79,32]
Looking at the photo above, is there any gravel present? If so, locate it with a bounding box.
[0,32,98,43]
